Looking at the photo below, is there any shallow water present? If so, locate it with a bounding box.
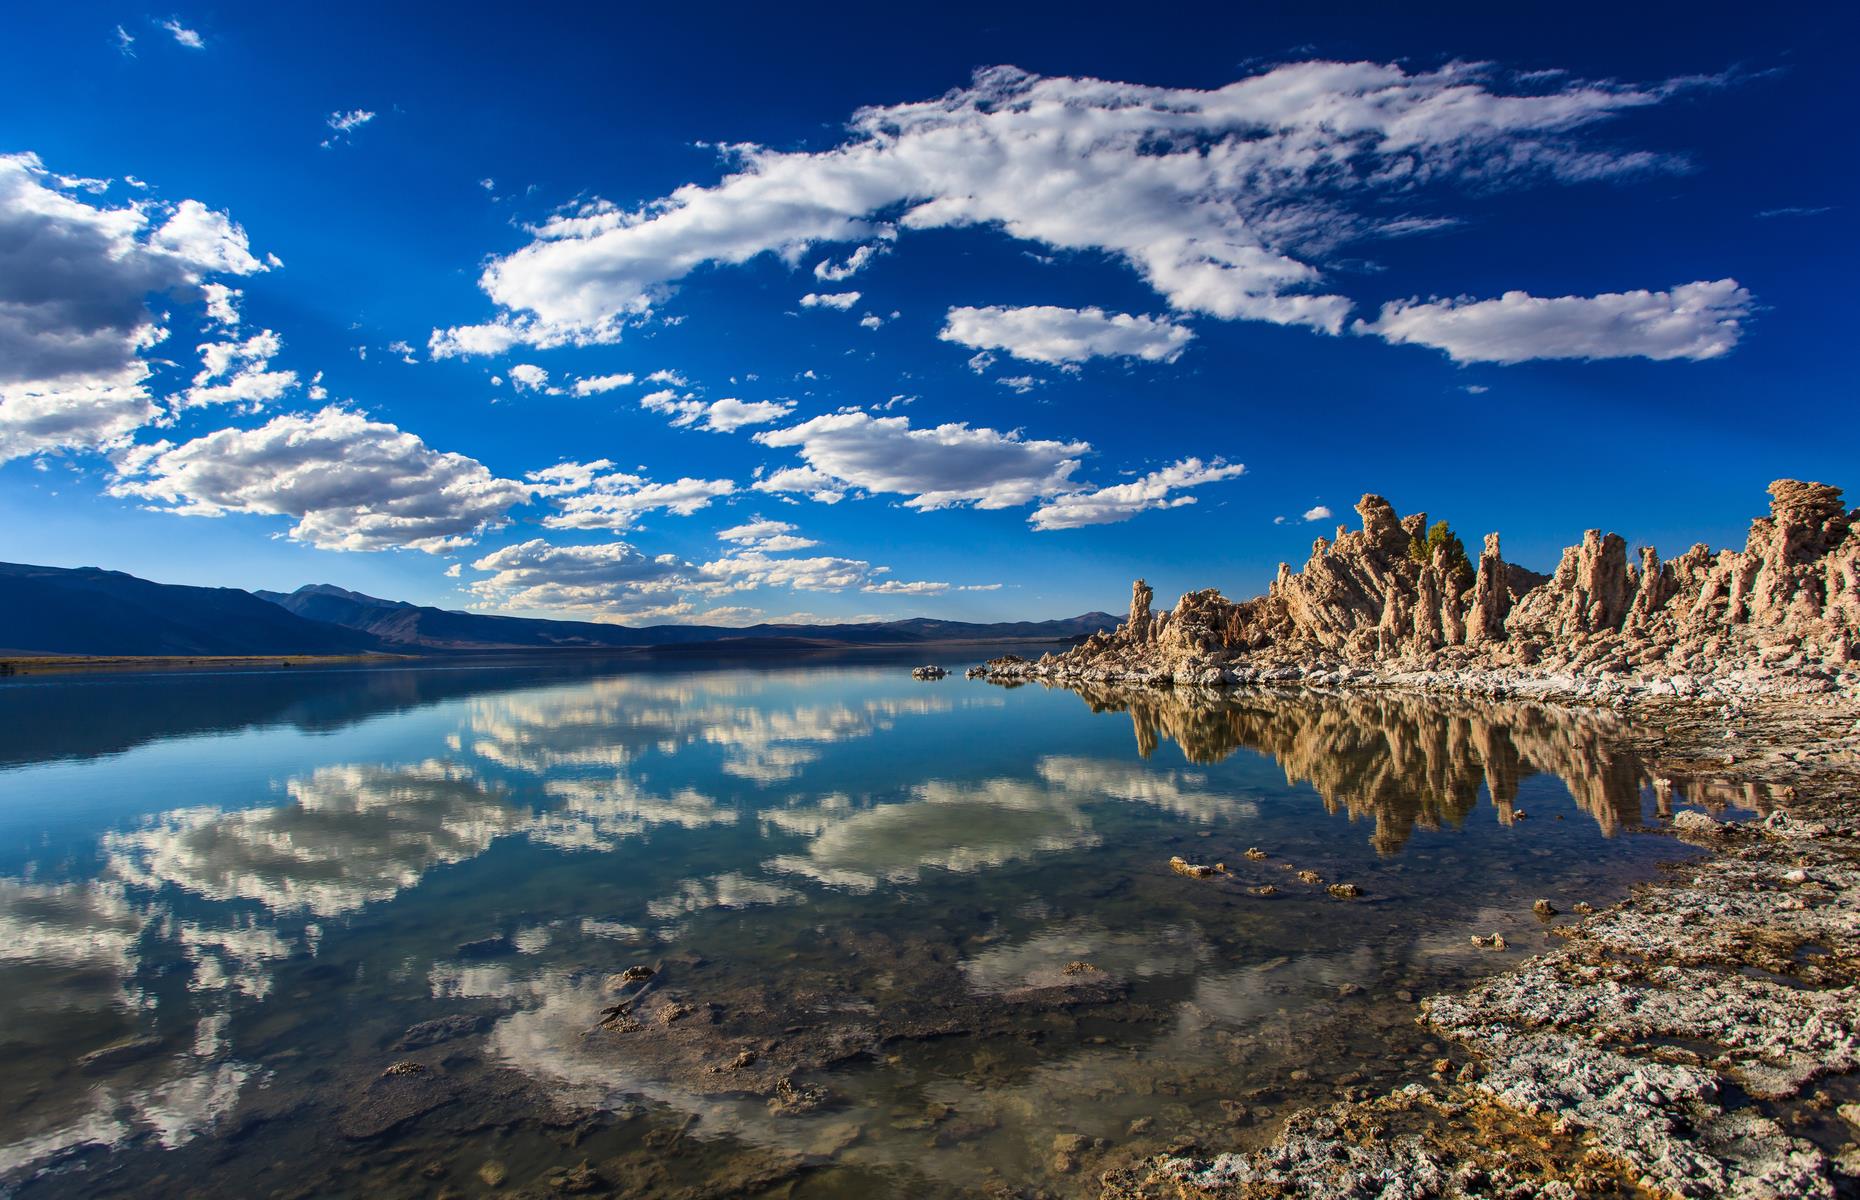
[0,656,1744,1198]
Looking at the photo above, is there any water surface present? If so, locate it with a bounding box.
[0,657,1738,1197]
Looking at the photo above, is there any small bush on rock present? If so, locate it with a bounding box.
[1410,520,1473,583]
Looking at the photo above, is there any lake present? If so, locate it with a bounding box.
[0,654,1727,1198]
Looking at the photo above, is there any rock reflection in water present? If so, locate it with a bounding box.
[1063,683,1674,850]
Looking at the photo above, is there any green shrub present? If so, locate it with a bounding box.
[1410,520,1473,582]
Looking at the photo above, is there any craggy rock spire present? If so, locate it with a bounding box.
[1467,533,1510,644]
[1128,579,1154,643]
[996,479,1859,697]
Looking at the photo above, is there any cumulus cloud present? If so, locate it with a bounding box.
[799,291,861,310]
[716,518,819,552]
[752,464,846,504]
[940,305,1194,365]
[470,520,966,619]
[571,372,635,395]
[469,538,685,613]
[753,411,1085,511]
[428,313,623,359]
[508,363,556,393]
[1359,278,1752,363]
[861,579,949,595]
[444,62,1700,349]
[0,153,269,461]
[697,549,953,597]
[1029,457,1244,531]
[148,201,266,275]
[539,462,735,531]
[641,391,795,433]
[697,550,883,593]
[181,328,297,409]
[813,243,884,281]
[111,407,531,552]
[1303,504,1333,521]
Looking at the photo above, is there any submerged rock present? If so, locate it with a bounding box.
[911,665,947,680]
[1168,855,1226,878]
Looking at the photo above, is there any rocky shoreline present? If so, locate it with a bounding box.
[982,478,1858,707]
[1080,686,1860,1198]
[968,479,1860,1197]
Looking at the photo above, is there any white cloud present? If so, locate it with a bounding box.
[813,243,884,281]
[1359,279,1752,363]
[181,328,297,409]
[540,463,735,531]
[508,363,555,393]
[641,391,795,433]
[427,313,624,359]
[321,110,376,149]
[571,372,635,395]
[862,579,949,595]
[0,153,268,461]
[940,305,1194,365]
[114,24,136,55]
[526,458,614,497]
[645,368,687,386]
[753,411,1085,511]
[149,201,265,274]
[448,63,1698,348]
[800,291,861,310]
[858,313,882,330]
[160,18,204,49]
[1303,504,1333,521]
[200,283,240,326]
[995,375,1042,394]
[1029,457,1244,531]
[715,518,818,552]
[469,538,685,613]
[697,549,913,594]
[752,464,846,504]
[716,518,794,542]
[111,407,532,552]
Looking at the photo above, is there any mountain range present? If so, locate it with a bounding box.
[0,563,1115,657]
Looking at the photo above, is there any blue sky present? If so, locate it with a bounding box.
[2,3,1854,625]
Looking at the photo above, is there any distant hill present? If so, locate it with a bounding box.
[255,582,1118,651]
[0,563,386,656]
[0,564,1115,657]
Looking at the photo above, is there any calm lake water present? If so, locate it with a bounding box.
[0,654,1729,1198]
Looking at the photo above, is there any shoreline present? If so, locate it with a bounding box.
[0,652,414,677]
[1079,681,1860,1198]
[0,637,1080,680]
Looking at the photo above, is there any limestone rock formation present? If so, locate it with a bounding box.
[997,479,1859,698]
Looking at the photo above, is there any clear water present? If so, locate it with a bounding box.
[0,656,1727,1198]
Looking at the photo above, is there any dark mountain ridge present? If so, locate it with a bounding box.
[0,563,384,656]
[2,563,1115,657]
